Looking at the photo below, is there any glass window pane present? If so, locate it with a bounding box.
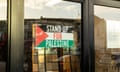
[24,0,81,72]
[0,0,7,72]
[94,5,120,72]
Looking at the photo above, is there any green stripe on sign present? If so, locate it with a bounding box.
[36,39,74,49]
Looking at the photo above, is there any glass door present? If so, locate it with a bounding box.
[0,0,7,72]
[24,0,81,72]
[94,5,120,72]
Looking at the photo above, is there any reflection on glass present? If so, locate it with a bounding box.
[0,0,7,72]
[107,20,120,48]
[24,0,81,19]
[24,0,81,72]
[94,5,120,72]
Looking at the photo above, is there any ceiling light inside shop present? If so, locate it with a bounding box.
[46,0,62,7]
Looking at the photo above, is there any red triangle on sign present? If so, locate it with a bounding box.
[35,25,48,46]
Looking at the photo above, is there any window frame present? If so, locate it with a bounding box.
[7,0,120,72]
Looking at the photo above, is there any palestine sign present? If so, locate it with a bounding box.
[35,24,75,49]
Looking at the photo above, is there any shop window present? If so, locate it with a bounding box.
[24,0,81,72]
[94,5,120,72]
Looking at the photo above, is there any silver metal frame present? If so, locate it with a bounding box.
[95,0,120,8]
[7,0,24,72]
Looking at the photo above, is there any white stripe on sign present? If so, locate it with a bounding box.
[46,32,73,40]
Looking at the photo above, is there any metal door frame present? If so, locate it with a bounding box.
[7,0,24,72]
